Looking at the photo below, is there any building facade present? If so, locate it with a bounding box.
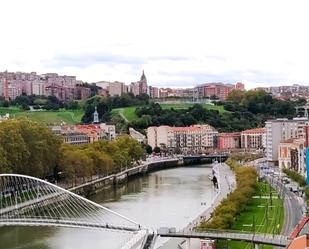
[265,118,309,162]
[0,71,90,101]
[50,124,116,145]
[241,128,266,150]
[147,124,218,154]
[95,81,126,97]
[278,138,306,176]
[217,132,241,150]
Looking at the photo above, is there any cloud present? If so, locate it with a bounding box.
[1,0,309,89]
[45,52,146,68]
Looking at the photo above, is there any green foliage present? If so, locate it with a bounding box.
[145,145,153,154]
[282,168,306,187]
[0,118,61,177]
[199,158,258,230]
[59,135,145,185]
[153,146,161,154]
[81,93,150,124]
[226,89,297,117]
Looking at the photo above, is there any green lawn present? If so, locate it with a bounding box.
[159,103,227,113]
[0,107,84,124]
[217,182,284,249]
[112,107,138,122]
[111,103,227,122]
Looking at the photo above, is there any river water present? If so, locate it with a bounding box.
[0,165,216,249]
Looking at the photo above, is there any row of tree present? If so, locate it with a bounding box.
[1,94,80,111]
[130,90,305,132]
[199,157,258,229]
[132,102,260,132]
[59,136,145,186]
[0,119,145,183]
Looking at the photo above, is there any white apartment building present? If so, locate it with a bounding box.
[147,125,170,149]
[147,124,218,154]
[265,118,309,162]
[99,123,116,140]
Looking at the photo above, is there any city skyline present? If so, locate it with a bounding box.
[1,0,309,89]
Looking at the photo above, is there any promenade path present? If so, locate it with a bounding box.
[158,163,235,249]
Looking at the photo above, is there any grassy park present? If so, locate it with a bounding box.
[111,107,138,122]
[112,102,227,122]
[0,107,84,124]
[217,181,284,249]
[159,103,226,113]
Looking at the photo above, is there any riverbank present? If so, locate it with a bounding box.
[159,162,236,249]
[68,157,184,197]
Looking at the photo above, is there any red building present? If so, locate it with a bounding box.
[235,82,245,90]
[217,132,241,149]
[197,83,234,100]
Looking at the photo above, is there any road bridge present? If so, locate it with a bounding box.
[183,154,228,165]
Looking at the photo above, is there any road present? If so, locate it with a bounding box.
[250,158,306,237]
[264,173,305,236]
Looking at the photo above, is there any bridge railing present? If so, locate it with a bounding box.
[158,229,290,247]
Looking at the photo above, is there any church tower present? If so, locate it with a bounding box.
[93,106,99,123]
[139,70,147,94]
[140,70,147,82]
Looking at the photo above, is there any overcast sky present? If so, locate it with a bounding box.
[1,0,309,89]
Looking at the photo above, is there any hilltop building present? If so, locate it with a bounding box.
[0,71,90,101]
[130,70,148,96]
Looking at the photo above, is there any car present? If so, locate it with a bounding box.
[281,177,290,184]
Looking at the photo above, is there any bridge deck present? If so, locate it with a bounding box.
[0,218,140,232]
[158,230,290,247]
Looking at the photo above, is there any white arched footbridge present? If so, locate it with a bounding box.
[0,174,150,249]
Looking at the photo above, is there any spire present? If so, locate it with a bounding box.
[140,70,147,82]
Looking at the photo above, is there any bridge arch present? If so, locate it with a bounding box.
[0,173,141,232]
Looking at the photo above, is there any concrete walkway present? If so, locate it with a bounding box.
[158,163,236,249]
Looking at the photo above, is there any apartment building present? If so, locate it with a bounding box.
[265,118,309,162]
[95,81,126,96]
[0,71,91,101]
[147,124,218,154]
[130,70,148,96]
[196,82,245,100]
[50,124,116,145]
[278,138,306,176]
[241,128,266,150]
[217,132,241,150]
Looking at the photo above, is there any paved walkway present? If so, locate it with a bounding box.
[158,163,235,249]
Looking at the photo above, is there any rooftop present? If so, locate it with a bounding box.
[241,128,265,134]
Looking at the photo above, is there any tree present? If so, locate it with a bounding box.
[0,119,62,177]
[153,146,161,154]
[145,145,153,154]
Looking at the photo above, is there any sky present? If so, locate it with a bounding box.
[0,0,309,89]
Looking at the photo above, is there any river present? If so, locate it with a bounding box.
[0,165,216,249]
